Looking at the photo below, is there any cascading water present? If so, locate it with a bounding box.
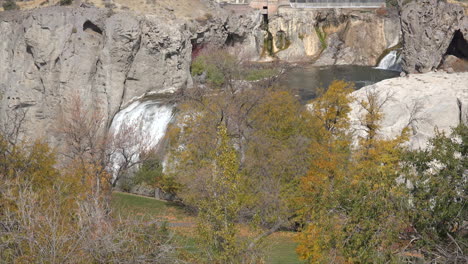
[110,100,174,148]
[376,50,403,72]
[109,100,174,182]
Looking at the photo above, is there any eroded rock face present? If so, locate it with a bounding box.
[267,8,401,65]
[0,7,193,146]
[401,0,467,73]
[349,72,468,149]
[0,6,259,147]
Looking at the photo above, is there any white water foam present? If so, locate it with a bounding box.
[376,50,402,72]
[109,100,174,181]
[110,100,174,148]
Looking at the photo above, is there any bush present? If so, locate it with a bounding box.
[119,176,135,193]
[315,27,327,49]
[244,68,278,81]
[2,0,19,10]
[59,0,73,6]
[133,158,163,187]
[190,49,239,87]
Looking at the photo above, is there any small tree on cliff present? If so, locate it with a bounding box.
[2,0,19,11]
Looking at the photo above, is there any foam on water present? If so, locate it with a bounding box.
[110,100,174,149]
[376,50,402,72]
[109,100,174,181]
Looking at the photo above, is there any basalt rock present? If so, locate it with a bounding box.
[401,0,468,73]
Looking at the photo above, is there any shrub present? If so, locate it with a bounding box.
[315,27,327,50]
[244,68,277,81]
[190,49,239,87]
[133,158,163,187]
[119,176,135,192]
[59,0,73,6]
[2,0,19,10]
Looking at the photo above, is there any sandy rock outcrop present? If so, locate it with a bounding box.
[267,8,401,66]
[401,0,468,73]
[349,72,468,149]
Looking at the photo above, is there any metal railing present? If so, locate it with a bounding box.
[289,0,385,8]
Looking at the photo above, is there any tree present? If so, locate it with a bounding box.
[195,124,255,263]
[297,83,410,263]
[402,124,467,263]
[0,108,179,264]
[167,49,305,261]
[296,81,355,263]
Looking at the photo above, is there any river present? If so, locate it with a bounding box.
[280,65,401,102]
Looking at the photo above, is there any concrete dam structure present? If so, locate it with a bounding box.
[289,0,386,9]
[219,0,386,14]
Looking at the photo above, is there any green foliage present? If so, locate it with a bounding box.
[191,49,239,87]
[275,30,291,51]
[2,0,19,10]
[244,68,278,81]
[195,124,255,263]
[263,31,274,57]
[134,158,163,186]
[297,82,410,263]
[315,27,327,50]
[403,124,467,260]
[59,0,73,6]
[118,175,135,192]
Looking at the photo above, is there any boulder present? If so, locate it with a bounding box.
[349,72,468,149]
[440,55,468,73]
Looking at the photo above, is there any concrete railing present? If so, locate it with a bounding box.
[289,0,385,8]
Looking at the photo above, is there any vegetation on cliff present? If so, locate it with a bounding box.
[0,48,466,263]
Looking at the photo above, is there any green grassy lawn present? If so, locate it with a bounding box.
[267,235,304,264]
[111,191,304,264]
[111,191,188,221]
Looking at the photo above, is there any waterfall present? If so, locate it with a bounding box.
[110,100,174,148]
[376,50,402,72]
[109,100,174,181]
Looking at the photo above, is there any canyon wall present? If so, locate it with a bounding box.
[266,8,401,66]
[0,5,259,148]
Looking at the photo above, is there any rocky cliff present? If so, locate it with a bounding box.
[264,8,401,66]
[0,5,259,146]
[401,0,468,73]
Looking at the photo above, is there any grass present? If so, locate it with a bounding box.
[111,191,189,221]
[244,68,278,81]
[267,233,305,264]
[111,191,304,264]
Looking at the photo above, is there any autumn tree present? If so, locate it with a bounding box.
[296,80,355,263]
[297,82,410,263]
[168,49,308,261]
[0,104,179,264]
[402,124,467,263]
[194,124,257,263]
